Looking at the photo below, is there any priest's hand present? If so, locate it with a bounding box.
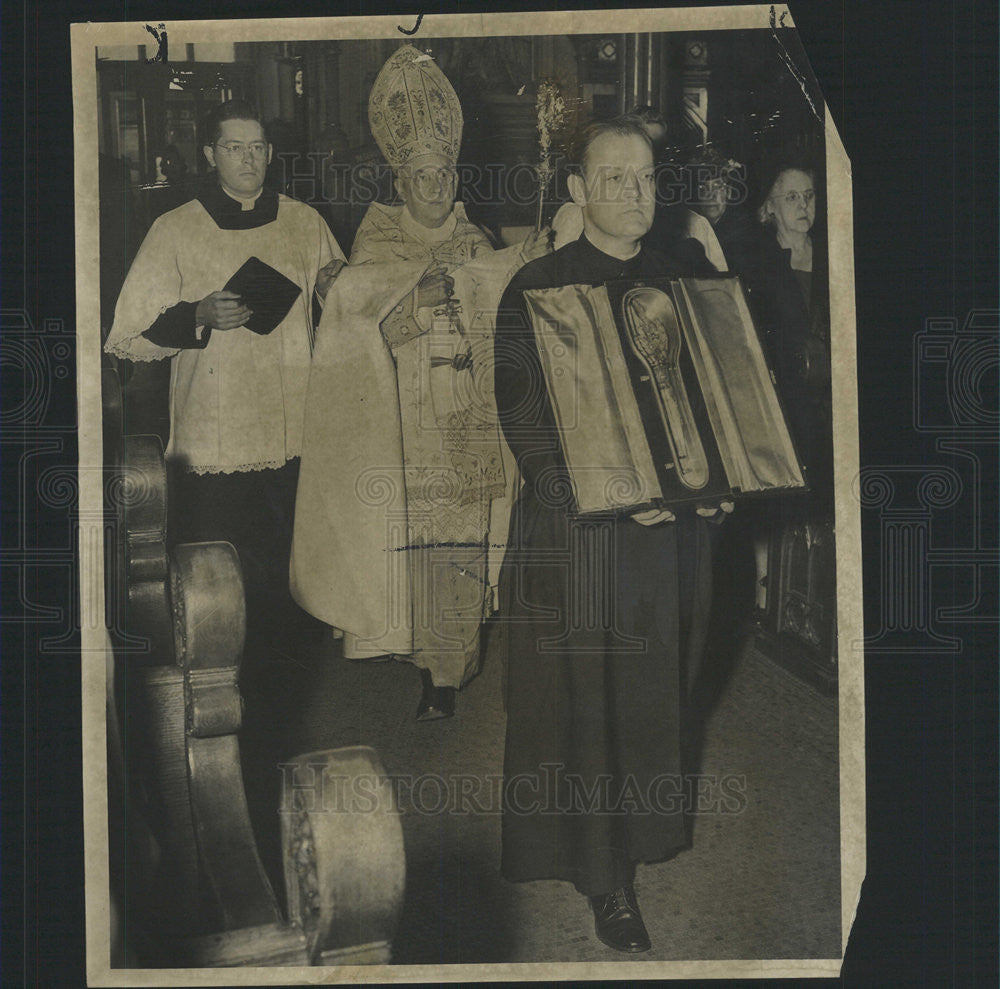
[196,291,252,330]
[630,508,676,526]
[521,227,554,262]
[696,500,735,519]
[416,266,454,308]
[315,258,346,300]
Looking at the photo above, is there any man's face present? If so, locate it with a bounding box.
[204,119,271,199]
[396,155,458,229]
[573,132,656,245]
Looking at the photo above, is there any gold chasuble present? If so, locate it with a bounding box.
[291,45,527,689]
[291,205,524,688]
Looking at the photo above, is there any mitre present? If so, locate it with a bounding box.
[368,44,463,169]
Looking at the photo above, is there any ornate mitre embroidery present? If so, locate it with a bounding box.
[368,45,463,168]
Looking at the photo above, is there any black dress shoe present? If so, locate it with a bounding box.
[589,884,651,953]
[416,668,456,722]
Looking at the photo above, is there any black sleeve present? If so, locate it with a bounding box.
[141,300,211,350]
[651,206,717,277]
[493,277,573,504]
[311,292,323,335]
[685,238,719,277]
[663,235,717,277]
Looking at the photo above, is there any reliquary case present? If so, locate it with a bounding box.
[522,276,807,514]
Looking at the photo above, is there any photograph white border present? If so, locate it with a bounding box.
[73,6,863,983]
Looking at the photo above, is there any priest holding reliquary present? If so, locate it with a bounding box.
[494,115,805,953]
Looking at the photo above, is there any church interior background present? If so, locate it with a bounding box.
[98,29,842,966]
[97,30,834,687]
[96,32,824,310]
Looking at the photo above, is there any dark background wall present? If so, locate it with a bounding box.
[92,29,825,272]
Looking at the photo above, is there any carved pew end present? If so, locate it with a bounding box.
[281,746,406,966]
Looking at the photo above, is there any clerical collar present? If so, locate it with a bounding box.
[400,204,458,244]
[224,187,262,211]
[196,180,279,230]
[579,233,643,275]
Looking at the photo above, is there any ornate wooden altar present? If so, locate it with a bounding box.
[104,368,405,967]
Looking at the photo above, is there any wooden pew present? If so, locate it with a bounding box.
[103,367,405,967]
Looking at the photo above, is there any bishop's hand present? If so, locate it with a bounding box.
[521,227,554,262]
[416,265,454,309]
[315,258,346,300]
[196,290,252,331]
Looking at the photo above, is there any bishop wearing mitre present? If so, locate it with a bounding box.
[291,45,549,720]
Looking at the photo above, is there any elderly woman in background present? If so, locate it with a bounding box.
[733,163,833,615]
[686,146,756,272]
[687,146,740,226]
[757,166,817,302]
[742,164,830,435]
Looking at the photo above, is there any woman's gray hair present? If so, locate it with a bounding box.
[757,164,816,225]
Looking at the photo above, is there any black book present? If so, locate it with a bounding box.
[223,256,302,335]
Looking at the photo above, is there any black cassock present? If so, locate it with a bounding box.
[494,234,717,897]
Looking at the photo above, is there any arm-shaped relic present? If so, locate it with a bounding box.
[622,287,709,491]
